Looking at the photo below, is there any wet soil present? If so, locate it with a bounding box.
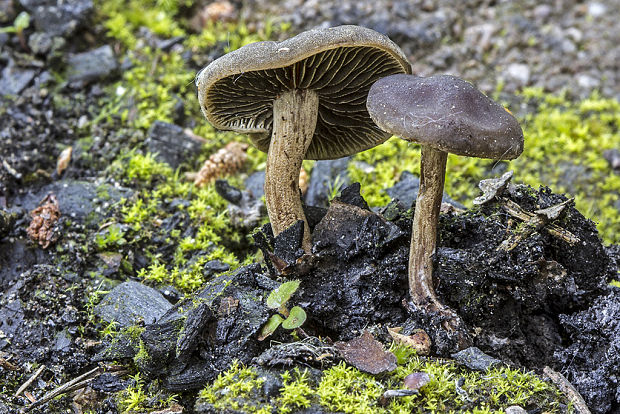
[1,0,619,413]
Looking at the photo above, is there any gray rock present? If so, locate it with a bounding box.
[27,32,66,58]
[67,45,118,85]
[245,171,265,199]
[12,180,131,224]
[0,60,36,95]
[576,74,600,90]
[137,264,269,391]
[95,281,173,328]
[20,0,93,36]
[587,2,607,18]
[27,32,53,55]
[451,346,501,371]
[145,121,204,169]
[305,157,350,208]
[603,148,620,172]
[504,406,527,414]
[0,0,16,24]
[505,63,530,87]
[386,171,465,209]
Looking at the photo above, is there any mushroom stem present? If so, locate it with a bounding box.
[265,89,319,252]
[409,145,449,312]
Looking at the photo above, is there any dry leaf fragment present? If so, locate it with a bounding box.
[387,326,432,355]
[27,193,60,249]
[56,146,72,175]
[335,331,397,375]
[403,372,431,391]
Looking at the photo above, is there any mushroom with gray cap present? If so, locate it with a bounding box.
[366,74,524,329]
[196,25,411,252]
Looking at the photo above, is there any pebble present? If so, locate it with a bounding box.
[587,2,607,18]
[577,74,600,90]
[67,45,119,85]
[505,63,531,87]
[0,60,36,95]
[94,281,173,328]
[19,0,93,36]
[451,346,501,371]
[145,121,204,169]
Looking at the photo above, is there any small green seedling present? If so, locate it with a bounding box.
[0,11,30,49]
[259,280,307,340]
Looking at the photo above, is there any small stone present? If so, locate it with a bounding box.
[27,32,54,55]
[245,171,266,200]
[0,60,36,95]
[145,121,204,169]
[95,281,173,328]
[403,372,431,391]
[452,346,501,371]
[386,171,465,209]
[587,2,607,18]
[67,45,118,85]
[20,0,93,36]
[533,4,552,20]
[565,28,583,43]
[215,180,242,204]
[505,63,530,87]
[305,157,350,208]
[576,74,600,90]
[504,406,527,414]
[603,149,620,172]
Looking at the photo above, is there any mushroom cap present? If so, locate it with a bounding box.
[196,25,411,160]
[366,74,524,159]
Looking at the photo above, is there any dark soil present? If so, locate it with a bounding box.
[1,0,619,413]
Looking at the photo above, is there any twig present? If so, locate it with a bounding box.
[23,366,102,412]
[498,199,579,251]
[543,366,591,414]
[15,365,46,397]
[0,357,19,371]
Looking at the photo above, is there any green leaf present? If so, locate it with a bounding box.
[282,306,306,330]
[258,314,284,341]
[14,12,30,31]
[266,280,300,309]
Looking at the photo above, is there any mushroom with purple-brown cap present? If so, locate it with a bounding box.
[196,25,411,252]
[366,74,524,329]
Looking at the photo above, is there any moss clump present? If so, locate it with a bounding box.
[198,360,273,413]
[198,350,570,413]
[116,373,179,413]
[277,368,315,414]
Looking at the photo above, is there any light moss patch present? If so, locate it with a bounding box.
[198,350,570,413]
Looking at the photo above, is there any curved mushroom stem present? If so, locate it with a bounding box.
[265,89,318,253]
[409,146,459,328]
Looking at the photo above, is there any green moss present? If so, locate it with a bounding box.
[317,362,385,413]
[198,360,272,413]
[133,340,150,366]
[277,368,315,413]
[116,373,178,413]
[198,351,570,413]
[611,280,620,288]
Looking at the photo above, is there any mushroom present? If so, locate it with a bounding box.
[366,74,524,327]
[196,25,411,252]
